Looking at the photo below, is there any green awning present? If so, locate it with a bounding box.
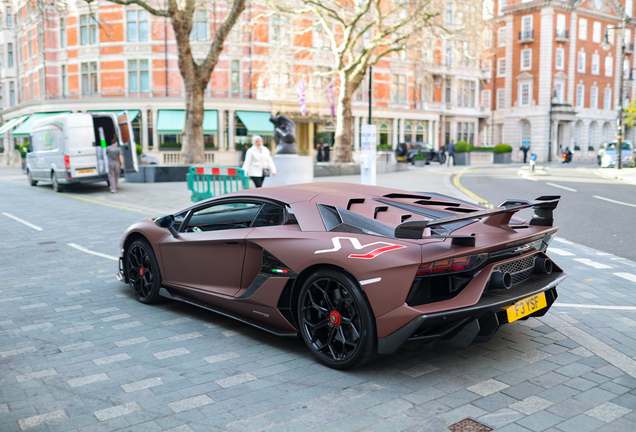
[156,110,217,135]
[12,112,71,138]
[0,115,29,137]
[235,111,274,136]
[89,110,141,122]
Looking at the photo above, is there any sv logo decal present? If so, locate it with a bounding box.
[314,237,406,259]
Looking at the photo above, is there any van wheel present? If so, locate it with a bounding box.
[27,170,37,186]
[51,172,64,193]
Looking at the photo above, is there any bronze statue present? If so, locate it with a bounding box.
[270,114,298,154]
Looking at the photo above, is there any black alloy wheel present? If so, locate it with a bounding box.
[27,170,37,186]
[51,172,63,192]
[297,269,376,369]
[126,239,162,304]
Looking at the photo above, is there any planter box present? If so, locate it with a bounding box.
[493,153,512,164]
[413,159,426,167]
[454,152,471,166]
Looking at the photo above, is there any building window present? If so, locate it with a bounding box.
[127,10,149,42]
[627,0,633,17]
[521,48,532,70]
[80,14,98,45]
[624,59,631,77]
[593,22,601,43]
[61,65,68,97]
[81,61,98,95]
[605,55,613,77]
[457,80,476,107]
[482,59,492,75]
[606,26,615,45]
[498,0,507,15]
[8,43,13,67]
[576,84,585,107]
[270,15,290,45]
[556,47,564,70]
[60,18,67,48]
[554,82,564,103]
[498,26,506,47]
[521,15,533,38]
[445,40,452,65]
[446,3,453,24]
[574,122,582,149]
[520,121,531,147]
[392,74,407,103]
[604,87,612,110]
[313,23,328,49]
[577,51,586,73]
[556,14,566,34]
[190,10,207,42]
[588,123,596,149]
[579,18,587,40]
[6,6,12,27]
[520,82,530,106]
[482,90,491,109]
[29,73,35,101]
[592,53,600,75]
[9,81,15,106]
[444,78,451,103]
[497,58,505,76]
[128,59,149,94]
[231,60,240,95]
[590,85,598,109]
[28,37,33,59]
[497,88,505,109]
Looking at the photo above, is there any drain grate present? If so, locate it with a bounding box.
[448,418,493,432]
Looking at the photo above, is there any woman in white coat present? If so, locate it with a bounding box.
[241,135,276,188]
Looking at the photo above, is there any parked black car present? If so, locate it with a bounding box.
[395,142,439,164]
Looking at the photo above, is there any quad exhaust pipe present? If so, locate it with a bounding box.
[490,271,512,290]
[534,258,553,275]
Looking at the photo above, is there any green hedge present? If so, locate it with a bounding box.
[377,144,393,151]
[472,146,495,152]
[493,144,513,153]
[455,141,472,153]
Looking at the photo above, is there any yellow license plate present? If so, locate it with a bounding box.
[76,168,95,174]
[504,292,547,323]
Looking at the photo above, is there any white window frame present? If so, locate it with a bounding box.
[498,0,507,16]
[592,53,600,75]
[627,0,633,17]
[605,55,613,77]
[128,59,150,94]
[521,15,533,39]
[79,14,98,46]
[604,87,612,110]
[556,14,566,33]
[576,84,585,108]
[556,47,565,70]
[190,10,208,42]
[127,10,149,42]
[590,85,598,109]
[554,81,565,103]
[519,82,531,107]
[497,58,506,77]
[482,89,491,109]
[81,61,99,95]
[498,26,506,47]
[593,22,601,43]
[577,51,586,73]
[579,18,587,41]
[521,48,532,70]
[497,88,505,109]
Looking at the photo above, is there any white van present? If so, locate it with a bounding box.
[25,112,138,192]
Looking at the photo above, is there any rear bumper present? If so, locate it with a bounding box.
[59,173,109,185]
[116,256,126,283]
[377,272,566,355]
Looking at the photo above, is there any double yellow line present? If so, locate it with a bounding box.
[453,169,493,208]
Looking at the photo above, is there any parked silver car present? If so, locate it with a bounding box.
[599,141,635,168]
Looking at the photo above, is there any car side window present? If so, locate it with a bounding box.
[252,203,285,227]
[186,202,262,232]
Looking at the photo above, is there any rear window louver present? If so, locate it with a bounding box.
[317,204,395,238]
[383,193,432,200]
[346,198,365,210]
[414,200,460,207]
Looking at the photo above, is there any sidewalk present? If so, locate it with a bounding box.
[595,166,636,184]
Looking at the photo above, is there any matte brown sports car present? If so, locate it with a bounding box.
[117,182,566,369]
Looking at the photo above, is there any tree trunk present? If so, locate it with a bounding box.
[181,82,205,164]
[333,75,353,162]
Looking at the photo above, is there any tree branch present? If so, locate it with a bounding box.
[100,0,168,17]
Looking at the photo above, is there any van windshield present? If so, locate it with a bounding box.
[67,126,96,149]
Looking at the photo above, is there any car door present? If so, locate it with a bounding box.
[159,201,263,297]
[117,111,139,173]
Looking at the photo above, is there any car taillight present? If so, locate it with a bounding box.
[64,155,71,170]
[417,253,487,276]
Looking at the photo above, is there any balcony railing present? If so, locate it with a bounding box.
[518,30,534,43]
[555,29,569,42]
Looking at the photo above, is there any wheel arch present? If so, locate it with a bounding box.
[122,232,155,282]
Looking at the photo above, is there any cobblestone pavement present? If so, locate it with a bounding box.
[1,165,636,432]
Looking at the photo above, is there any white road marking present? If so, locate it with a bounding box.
[547,182,577,192]
[597,252,613,256]
[553,237,574,245]
[547,248,575,256]
[615,272,636,283]
[554,303,636,311]
[2,212,43,231]
[521,175,538,182]
[593,195,636,208]
[68,243,118,261]
[573,258,612,269]
[360,277,382,286]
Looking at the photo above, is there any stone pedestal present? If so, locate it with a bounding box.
[264,155,314,187]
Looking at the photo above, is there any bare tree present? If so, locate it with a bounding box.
[93,0,246,164]
[271,0,444,162]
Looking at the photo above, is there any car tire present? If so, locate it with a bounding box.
[51,172,64,192]
[297,269,377,369]
[27,170,37,186]
[125,239,163,304]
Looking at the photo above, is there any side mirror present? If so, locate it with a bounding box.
[155,215,179,238]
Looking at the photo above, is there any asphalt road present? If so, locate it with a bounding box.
[455,162,636,262]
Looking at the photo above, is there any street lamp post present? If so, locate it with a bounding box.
[602,19,627,169]
[547,90,557,162]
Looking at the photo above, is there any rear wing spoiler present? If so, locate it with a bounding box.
[394,195,561,242]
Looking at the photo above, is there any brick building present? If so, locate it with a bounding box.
[487,0,635,162]
[0,0,487,166]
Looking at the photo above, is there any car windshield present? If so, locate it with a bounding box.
[606,142,633,151]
